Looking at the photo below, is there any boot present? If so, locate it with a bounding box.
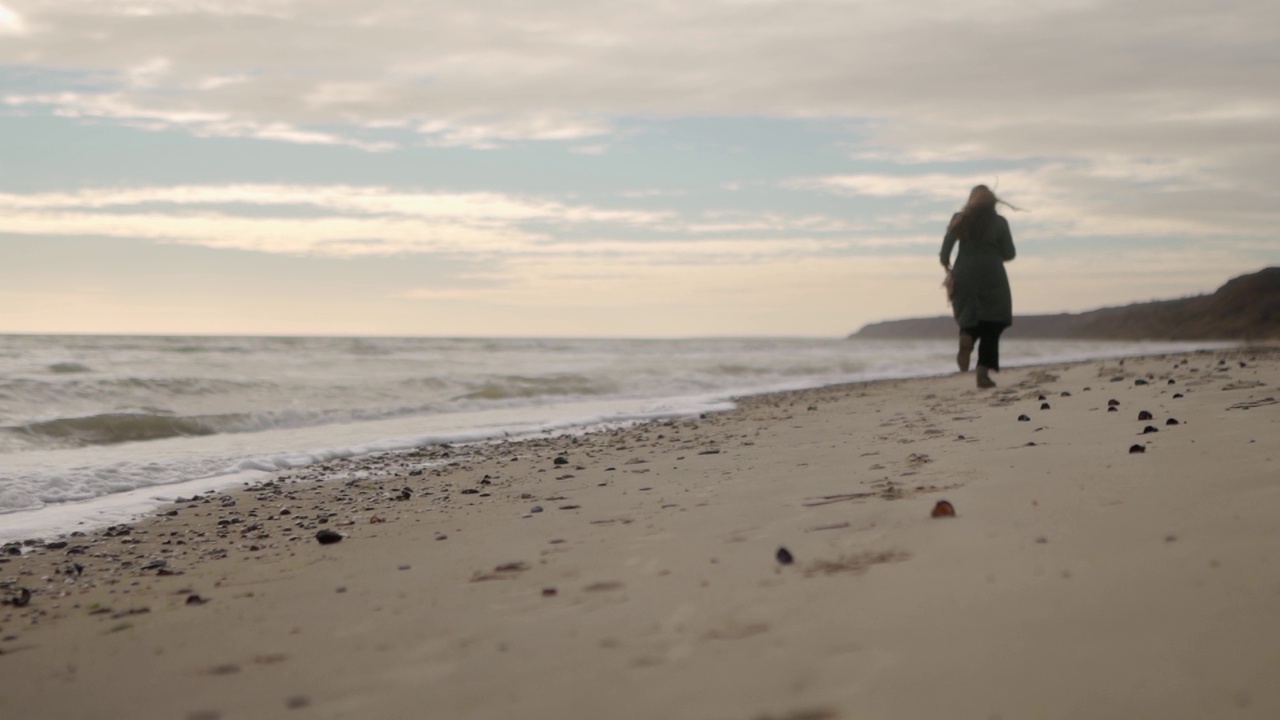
[957,333,974,372]
[976,365,996,388]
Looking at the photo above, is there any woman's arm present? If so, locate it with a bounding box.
[999,216,1016,262]
[940,214,960,270]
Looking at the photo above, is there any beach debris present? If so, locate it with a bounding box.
[1108,407,1118,412]
[3,587,32,607]
[1168,378,1177,384]
[185,594,209,606]
[1129,444,1146,454]
[1142,426,1159,434]
[1108,399,1120,406]
[553,455,569,466]
[776,547,794,565]
[1166,418,1180,425]
[1135,379,1149,386]
[931,500,956,518]
[1017,414,1031,422]
[1040,403,1051,410]
[584,581,624,592]
[804,550,909,577]
[314,529,343,545]
[1037,394,1047,401]
[1138,410,1154,421]
[1173,393,1184,399]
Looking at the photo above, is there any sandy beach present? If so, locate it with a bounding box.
[2,347,1278,720]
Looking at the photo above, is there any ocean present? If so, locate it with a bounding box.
[0,334,1227,541]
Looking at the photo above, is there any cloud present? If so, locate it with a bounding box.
[0,184,872,261]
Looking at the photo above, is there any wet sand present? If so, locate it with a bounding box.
[2,348,1279,719]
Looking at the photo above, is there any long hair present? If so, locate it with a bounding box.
[948,184,1017,240]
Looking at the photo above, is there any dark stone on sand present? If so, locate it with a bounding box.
[1018,414,1031,422]
[186,594,208,606]
[1061,391,1072,397]
[776,547,794,565]
[5,587,31,607]
[1111,376,1124,382]
[315,530,343,545]
[530,505,543,513]
[1040,403,1051,410]
[2,544,20,556]
[1038,394,1046,401]
[1173,393,1184,399]
[46,540,68,550]
[1108,407,1118,413]
[1108,399,1120,406]
[461,488,479,494]
[553,455,569,465]
[397,488,412,500]
[1142,426,1159,434]
[1168,378,1176,384]
[1166,418,1180,425]
[931,500,957,518]
[1129,444,1146,454]
[542,587,558,597]
[141,559,167,571]
[1135,379,1149,386]
[1138,411,1153,421]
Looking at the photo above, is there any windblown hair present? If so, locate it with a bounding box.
[948,184,1016,241]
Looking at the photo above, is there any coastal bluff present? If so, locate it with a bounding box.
[851,267,1280,341]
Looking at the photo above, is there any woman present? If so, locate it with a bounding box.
[940,185,1017,388]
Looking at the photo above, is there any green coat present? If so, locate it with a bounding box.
[940,213,1016,329]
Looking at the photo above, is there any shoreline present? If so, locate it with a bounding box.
[0,340,1238,543]
[2,346,1278,719]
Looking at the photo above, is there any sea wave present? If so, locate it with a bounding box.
[7,411,247,446]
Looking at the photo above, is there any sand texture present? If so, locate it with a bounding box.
[2,348,1279,720]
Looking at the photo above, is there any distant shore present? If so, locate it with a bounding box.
[3,347,1279,719]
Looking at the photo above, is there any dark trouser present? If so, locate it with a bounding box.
[962,322,1006,371]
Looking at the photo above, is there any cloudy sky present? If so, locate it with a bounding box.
[2,0,1277,337]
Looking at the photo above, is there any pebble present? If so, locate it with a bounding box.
[530,505,544,513]
[1129,444,1146,454]
[775,547,794,565]
[1138,410,1153,421]
[1018,414,1031,422]
[1173,393,1184,399]
[1108,399,1120,407]
[1166,418,1180,425]
[1142,426,1159,434]
[1040,403,1051,410]
[315,530,343,545]
[931,500,957,518]
[1108,407,1118,413]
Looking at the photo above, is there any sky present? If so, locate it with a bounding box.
[1,0,1277,338]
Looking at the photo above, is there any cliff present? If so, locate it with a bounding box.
[851,267,1280,341]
